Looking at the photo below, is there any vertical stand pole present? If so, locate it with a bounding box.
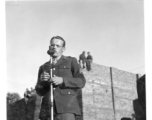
[50,57,54,120]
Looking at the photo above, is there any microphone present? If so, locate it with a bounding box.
[47,49,55,56]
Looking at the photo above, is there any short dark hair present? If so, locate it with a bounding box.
[50,36,66,47]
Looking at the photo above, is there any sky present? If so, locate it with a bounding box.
[5,0,145,98]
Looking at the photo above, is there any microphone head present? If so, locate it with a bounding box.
[47,49,55,56]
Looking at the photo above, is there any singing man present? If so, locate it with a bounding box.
[35,36,86,120]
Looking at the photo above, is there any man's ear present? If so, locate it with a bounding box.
[62,47,66,52]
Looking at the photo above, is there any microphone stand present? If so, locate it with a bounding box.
[50,56,54,120]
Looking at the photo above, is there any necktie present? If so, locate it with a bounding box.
[52,58,57,65]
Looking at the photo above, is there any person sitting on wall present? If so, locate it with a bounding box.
[79,51,87,69]
[86,52,93,71]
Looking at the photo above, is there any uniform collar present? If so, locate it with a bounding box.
[45,55,68,67]
[53,55,67,66]
[52,55,61,61]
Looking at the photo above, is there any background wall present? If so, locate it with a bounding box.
[7,63,145,120]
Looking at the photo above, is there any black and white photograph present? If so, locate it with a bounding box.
[2,0,149,120]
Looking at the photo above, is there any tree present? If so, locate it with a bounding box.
[7,92,21,104]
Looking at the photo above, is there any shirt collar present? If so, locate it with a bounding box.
[53,55,62,61]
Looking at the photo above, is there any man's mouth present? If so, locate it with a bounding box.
[50,49,56,53]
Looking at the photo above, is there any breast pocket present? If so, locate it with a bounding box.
[58,65,72,77]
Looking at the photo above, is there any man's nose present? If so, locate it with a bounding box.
[53,45,57,49]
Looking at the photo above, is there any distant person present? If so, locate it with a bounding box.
[24,88,36,98]
[121,117,131,120]
[121,114,136,120]
[86,52,93,71]
[131,114,136,120]
[79,51,87,69]
[24,88,36,104]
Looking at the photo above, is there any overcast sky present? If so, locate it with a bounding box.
[5,0,145,97]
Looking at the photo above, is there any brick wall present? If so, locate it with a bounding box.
[7,63,140,120]
[79,64,114,120]
[111,67,137,120]
[77,64,138,120]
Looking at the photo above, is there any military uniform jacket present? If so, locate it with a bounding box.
[35,55,86,118]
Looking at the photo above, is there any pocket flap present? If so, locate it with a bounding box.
[58,65,70,69]
[60,89,75,95]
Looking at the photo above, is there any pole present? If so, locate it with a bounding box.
[50,57,54,120]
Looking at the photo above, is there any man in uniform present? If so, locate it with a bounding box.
[86,52,93,71]
[79,51,86,69]
[35,36,86,120]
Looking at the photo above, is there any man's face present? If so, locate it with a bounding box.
[49,39,65,58]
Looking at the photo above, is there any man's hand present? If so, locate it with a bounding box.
[52,75,63,85]
[40,72,63,85]
[40,71,50,81]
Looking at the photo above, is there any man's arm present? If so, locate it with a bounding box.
[35,66,50,96]
[91,55,93,63]
[62,57,86,88]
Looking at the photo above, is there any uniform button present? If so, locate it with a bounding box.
[53,68,55,70]
[64,66,66,68]
[68,92,70,94]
